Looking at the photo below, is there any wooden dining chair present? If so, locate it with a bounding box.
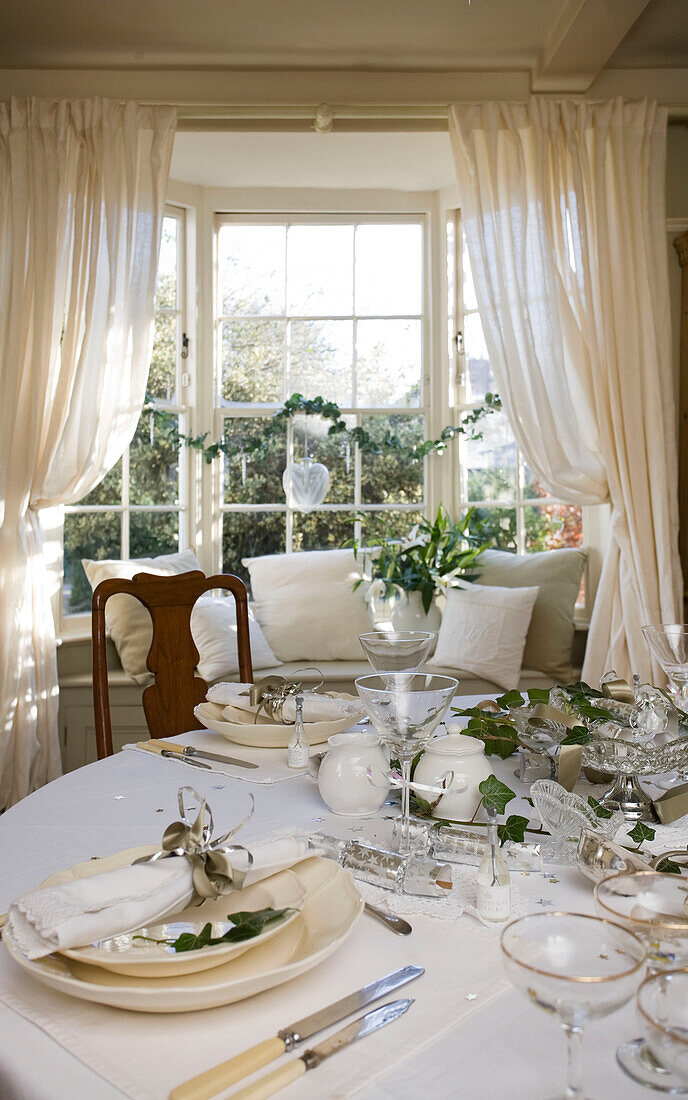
[92,570,253,759]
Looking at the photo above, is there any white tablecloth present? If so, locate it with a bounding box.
[0,700,654,1100]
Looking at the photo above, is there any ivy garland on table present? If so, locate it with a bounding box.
[173,391,502,466]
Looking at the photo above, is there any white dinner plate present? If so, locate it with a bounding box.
[194,698,360,748]
[3,856,363,1012]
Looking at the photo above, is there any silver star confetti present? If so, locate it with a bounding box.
[465,993,478,1001]
[538,899,554,908]
[114,795,125,800]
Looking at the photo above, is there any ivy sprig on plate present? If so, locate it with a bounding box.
[134,906,294,953]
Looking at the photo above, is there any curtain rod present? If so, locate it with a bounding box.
[173,101,688,132]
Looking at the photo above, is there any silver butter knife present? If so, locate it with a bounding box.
[169,966,423,1100]
[181,746,259,770]
[160,750,211,770]
[230,999,414,1100]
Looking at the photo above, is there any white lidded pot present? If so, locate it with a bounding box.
[413,731,492,820]
[317,731,390,816]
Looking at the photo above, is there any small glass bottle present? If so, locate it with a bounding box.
[287,695,310,768]
[476,807,511,922]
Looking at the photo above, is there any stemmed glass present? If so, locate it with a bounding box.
[359,631,436,675]
[642,625,688,711]
[594,870,688,1091]
[501,912,646,1100]
[355,673,458,853]
[636,970,688,1087]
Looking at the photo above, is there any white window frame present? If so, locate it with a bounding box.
[56,183,605,634]
[58,202,190,637]
[213,210,431,557]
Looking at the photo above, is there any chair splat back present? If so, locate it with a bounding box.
[92,570,253,758]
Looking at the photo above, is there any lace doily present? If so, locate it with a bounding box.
[359,862,528,928]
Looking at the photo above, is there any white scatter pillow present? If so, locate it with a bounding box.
[82,548,204,682]
[244,548,370,662]
[192,595,280,680]
[82,549,279,683]
[433,582,540,691]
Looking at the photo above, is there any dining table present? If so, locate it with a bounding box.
[0,695,659,1100]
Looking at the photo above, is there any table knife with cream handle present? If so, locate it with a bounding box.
[139,739,258,770]
[227,999,413,1100]
[168,966,422,1100]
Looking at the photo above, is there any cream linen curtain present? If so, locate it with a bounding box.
[449,98,681,685]
[0,98,176,807]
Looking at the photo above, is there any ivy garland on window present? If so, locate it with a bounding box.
[168,391,502,466]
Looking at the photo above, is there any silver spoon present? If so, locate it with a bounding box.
[364,901,412,935]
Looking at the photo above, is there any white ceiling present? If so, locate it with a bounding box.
[2,0,687,93]
[170,131,458,191]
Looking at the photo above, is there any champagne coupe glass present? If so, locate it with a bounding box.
[501,912,645,1100]
[594,870,688,1092]
[355,673,458,853]
[359,631,436,675]
[636,970,688,1087]
[642,625,688,711]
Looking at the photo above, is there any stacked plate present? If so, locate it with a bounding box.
[3,849,363,1012]
[194,693,360,748]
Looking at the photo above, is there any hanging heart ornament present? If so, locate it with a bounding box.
[282,457,330,513]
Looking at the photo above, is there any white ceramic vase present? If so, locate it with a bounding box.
[391,589,442,633]
[413,732,492,820]
[317,731,390,816]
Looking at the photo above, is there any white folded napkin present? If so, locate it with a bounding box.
[7,833,312,960]
[207,682,362,724]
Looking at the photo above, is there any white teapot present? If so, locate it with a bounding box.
[317,731,390,816]
[413,730,492,820]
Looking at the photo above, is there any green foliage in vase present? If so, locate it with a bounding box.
[355,504,488,613]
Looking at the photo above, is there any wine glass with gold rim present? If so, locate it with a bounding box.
[501,911,646,1100]
[594,870,688,1092]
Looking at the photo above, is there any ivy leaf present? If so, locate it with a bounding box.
[654,857,682,875]
[498,815,529,846]
[527,688,551,705]
[478,774,516,815]
[495,690,525,710]
[587,795,613,820]
[627,822,656,847]
[462,716,520,759]
[561,727,591,745]
[167,907,293,952]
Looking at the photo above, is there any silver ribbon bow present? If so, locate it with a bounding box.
[243,670,326,724]
[141,786,256,900]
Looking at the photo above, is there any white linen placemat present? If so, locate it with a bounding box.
[123,730,311,785]
[0,909,509,1100]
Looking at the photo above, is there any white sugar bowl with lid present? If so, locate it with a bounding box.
[317,731,390,816]
[413,729,492,820]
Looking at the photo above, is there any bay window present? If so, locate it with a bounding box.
[59,194,592,629]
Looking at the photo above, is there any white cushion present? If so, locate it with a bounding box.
[244,548,371,661]
[433,582,539,691]
[82,549,278,683]
[192,595,279,680]
[83,549,204,682]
